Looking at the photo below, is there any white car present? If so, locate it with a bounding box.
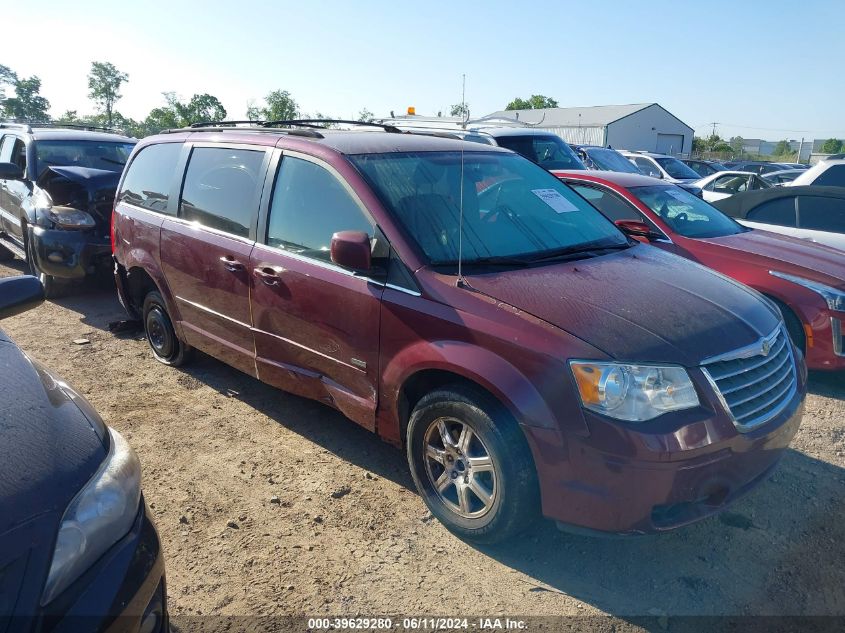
[693,170,772,202]
[618,150,701,184]
[711,185,845,251]
[762,169,805,186]
[788,155,845,187]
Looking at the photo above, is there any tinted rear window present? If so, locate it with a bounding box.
[814,165,845,187]
[494,135,585,170]
[747,197,797,227]
[179,147,265,238]
[797,196,845,233]
[119,143,183,214]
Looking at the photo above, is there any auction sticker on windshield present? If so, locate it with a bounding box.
[532,188,578,213]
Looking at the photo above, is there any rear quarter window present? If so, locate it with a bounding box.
[747,197,797,227]
[797,196,845,233]
[814,165,845,187]
[119,143,183,214]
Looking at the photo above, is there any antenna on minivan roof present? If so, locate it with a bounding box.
[457,73,468,289]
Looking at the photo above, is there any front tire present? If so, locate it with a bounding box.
[143,291,192,366]
[406,385,539,544]
[26,237,61,299]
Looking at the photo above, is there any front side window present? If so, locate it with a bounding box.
[351,151,627,265]
[814,165,845,187]
[119,143,183,214]
[654,157,701,180]
[747,197,797,227]
[34,140,135,177]
[493,135,585,170]
[266,156,374,261]
[633,157,661,178]
[630,185,745,238]
[709,174,752,194]
[179,147,265,238]
[797,196,845,233]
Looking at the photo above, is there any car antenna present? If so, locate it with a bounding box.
[456,73,471,291]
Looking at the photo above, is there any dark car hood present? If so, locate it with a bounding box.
[464,244,781,366]
[701,229,845,290]
[0,332,107,533]
[36,166,121,227]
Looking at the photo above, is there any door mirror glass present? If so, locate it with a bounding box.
[615,219,658,239]
[0,161,24,180]
[0,276,45,319]
[330,231,371,271]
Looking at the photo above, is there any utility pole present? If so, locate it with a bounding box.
[797,137,804,164]
[710,122,719,137]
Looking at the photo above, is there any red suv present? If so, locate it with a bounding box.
[555,170,845,371]
[112,123,806,543]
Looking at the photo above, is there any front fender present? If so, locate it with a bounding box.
[381,339,571,443]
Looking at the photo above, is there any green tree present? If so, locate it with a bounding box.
[172,93,226,125]
[692,136,706,153]
[450,103,469,117]
[821,138,843,154]
[705,133,724,151]
[2,75,50,122]
[357,108,374,122]
[0,64,17,103]
[729,136,744,153]
[247,89,299,121]
[774,140,792,156]
[87,61,128,127]
[505,94,558,110]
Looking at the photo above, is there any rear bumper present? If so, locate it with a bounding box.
[37,499,168,633]
[525,383,805,535]
[30,226,111,279]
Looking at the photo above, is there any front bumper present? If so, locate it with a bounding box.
[802,308,845,371]
[30,226,111,280]
[525,368,806,535]
[35,499,168,633]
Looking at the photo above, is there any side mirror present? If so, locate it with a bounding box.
[0,162,24,181]
[615,220,660,240]
[649,170,663,179]
[0,276,45,319]
[330,231,371,271]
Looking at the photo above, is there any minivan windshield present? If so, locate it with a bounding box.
[654,157,701,180]
[493,135,586,171]
[351,151,629,265]
[631,185,747,238]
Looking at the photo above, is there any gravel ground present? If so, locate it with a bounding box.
[1,260,844,631]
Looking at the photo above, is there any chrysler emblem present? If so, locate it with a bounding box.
[761,340,771,356]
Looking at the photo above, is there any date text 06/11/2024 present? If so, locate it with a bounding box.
[307,617,528,630]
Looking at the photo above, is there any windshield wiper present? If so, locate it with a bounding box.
[524,242,631,263]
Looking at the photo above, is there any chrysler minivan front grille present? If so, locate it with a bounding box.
[702,327,797,432]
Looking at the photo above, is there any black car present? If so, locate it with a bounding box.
[728,161,788,176]
[0,123,136,296]
[681,159,728,177]
[0,276,167,632]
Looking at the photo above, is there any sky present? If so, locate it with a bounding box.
[2,0,844,141]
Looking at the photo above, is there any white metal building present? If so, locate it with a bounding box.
[483,103,694,156]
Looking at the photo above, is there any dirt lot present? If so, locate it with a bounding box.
[2,259,844,630]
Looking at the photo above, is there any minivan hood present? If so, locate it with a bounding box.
[701,229,845,290]
[0,334,107,533]
[463,245,780,366]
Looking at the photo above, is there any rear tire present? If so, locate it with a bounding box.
[406,384,539,544]
[143,291,192,366]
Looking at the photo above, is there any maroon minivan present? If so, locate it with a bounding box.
[112,124,806,543]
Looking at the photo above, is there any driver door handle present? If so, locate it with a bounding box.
[253,266,283,286]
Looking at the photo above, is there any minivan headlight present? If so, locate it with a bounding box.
[570,361,699,422]
[770,271,845,311]
[41,427,141,605]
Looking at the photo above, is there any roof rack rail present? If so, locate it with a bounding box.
[261,119,403,133]
[0,121,34,133]
[162,122,325,139]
